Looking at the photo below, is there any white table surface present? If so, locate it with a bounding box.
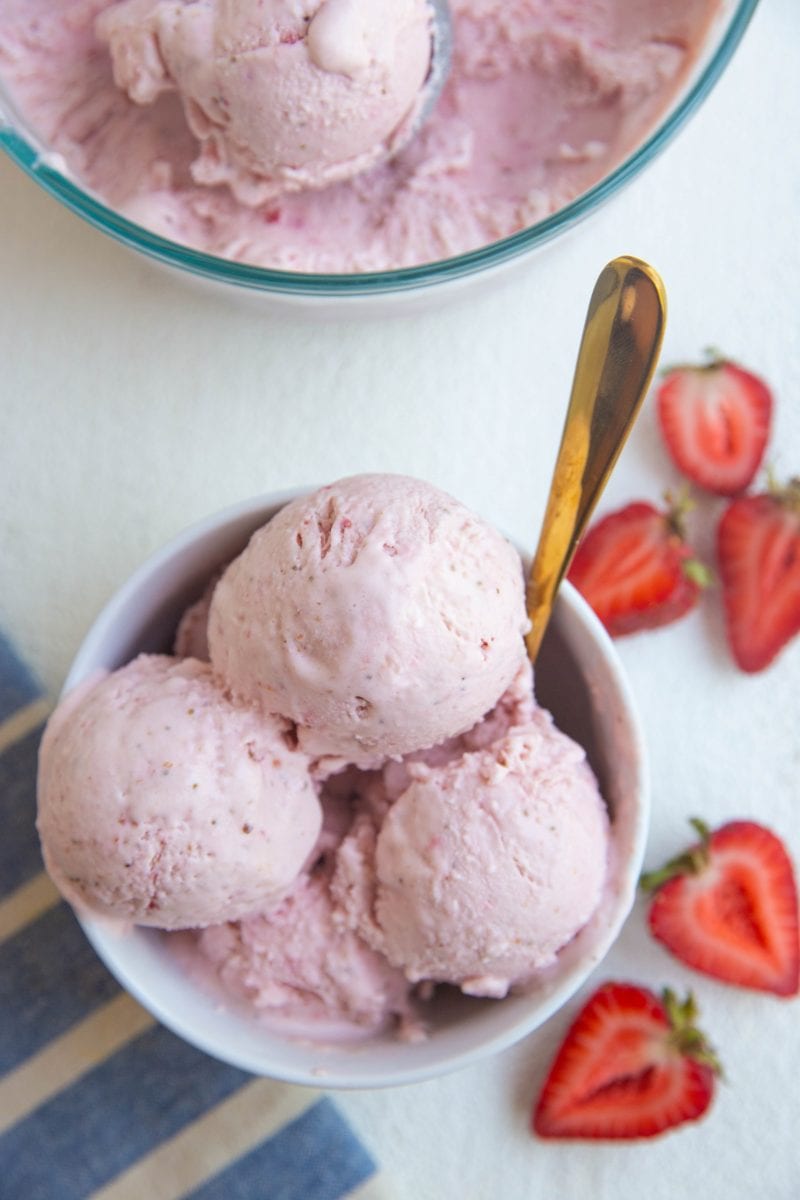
[2,2,799,1197]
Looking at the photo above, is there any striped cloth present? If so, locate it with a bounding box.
[0,635,388,1200]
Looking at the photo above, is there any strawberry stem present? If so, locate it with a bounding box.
[659,493,713,586]
[688,817,711,841]
[662,487,696,540]
[662,988,724,1077]
[683,558,715,589]
[660,349,727,377]
[640,818,712,892]
[766,470,800,514]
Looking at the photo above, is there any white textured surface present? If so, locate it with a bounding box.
[1,1,798,1196]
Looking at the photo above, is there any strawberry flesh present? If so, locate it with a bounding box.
[657,359,772,496]
[532,982,719,1140]
[567,500,706,637]
[642,820,800,997]
[718,482,800,672]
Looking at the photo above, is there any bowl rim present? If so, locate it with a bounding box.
[0,0,759,297]
[60,488,650,1087]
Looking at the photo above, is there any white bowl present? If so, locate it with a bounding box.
[63,490,648,1087]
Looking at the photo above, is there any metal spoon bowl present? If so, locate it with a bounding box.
[420,0,453,126]
[390,0,453,158]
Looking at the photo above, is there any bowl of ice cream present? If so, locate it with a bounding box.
[37,476,648,1086]
[0,1,757,305]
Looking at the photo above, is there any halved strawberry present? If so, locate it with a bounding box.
[567,497,711,637]
[532,982,720,1140]
[657,355,772,496]
[717,477,800,672]
[642,819,800,997]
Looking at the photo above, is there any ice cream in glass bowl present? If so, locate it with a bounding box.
[37,477,648,1087]
[0,1,757,306]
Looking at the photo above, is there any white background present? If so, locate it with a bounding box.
[1,2,798,1197]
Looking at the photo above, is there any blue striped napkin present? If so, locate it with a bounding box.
[0,634,386,1200]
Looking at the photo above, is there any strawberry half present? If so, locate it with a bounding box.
[567,497,711,637]
[642,819,800,997]
[657,355,772,496]
[717,477,800,672]
[532,982,720,1140]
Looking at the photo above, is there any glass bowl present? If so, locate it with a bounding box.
[54,489,649,1087]
[0,1,758,306]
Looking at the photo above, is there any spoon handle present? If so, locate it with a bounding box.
[525,256,667,663]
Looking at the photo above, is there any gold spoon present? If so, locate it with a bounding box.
[525,255,667,662]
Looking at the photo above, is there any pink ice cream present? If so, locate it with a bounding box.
[379,655,537,802]
[0,0,720,272]
[37,476,613,1041]
[332,713,609,999]
[96,0,433,203]
[37,655,322,929]
[208,474,530,769]
[194,862,418,1037]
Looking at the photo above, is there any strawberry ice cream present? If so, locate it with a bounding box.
[37,655,322,929]
[182,656,609,1029]
[0,0,720,272]
[96,0,433,203]
[332,714,609,999]
[208,475,530,770]
[192,861,419,1037]
[37,476,613,1040]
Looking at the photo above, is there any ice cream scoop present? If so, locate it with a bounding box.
[525,256,667,661]
[208,473,530,770]
[37,655,322,929]
[97,0,451,204]
[409,0,451,143]
[195,861,418,1037]
[331,713,610,997]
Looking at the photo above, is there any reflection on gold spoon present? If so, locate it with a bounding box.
[526,255,667,662]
